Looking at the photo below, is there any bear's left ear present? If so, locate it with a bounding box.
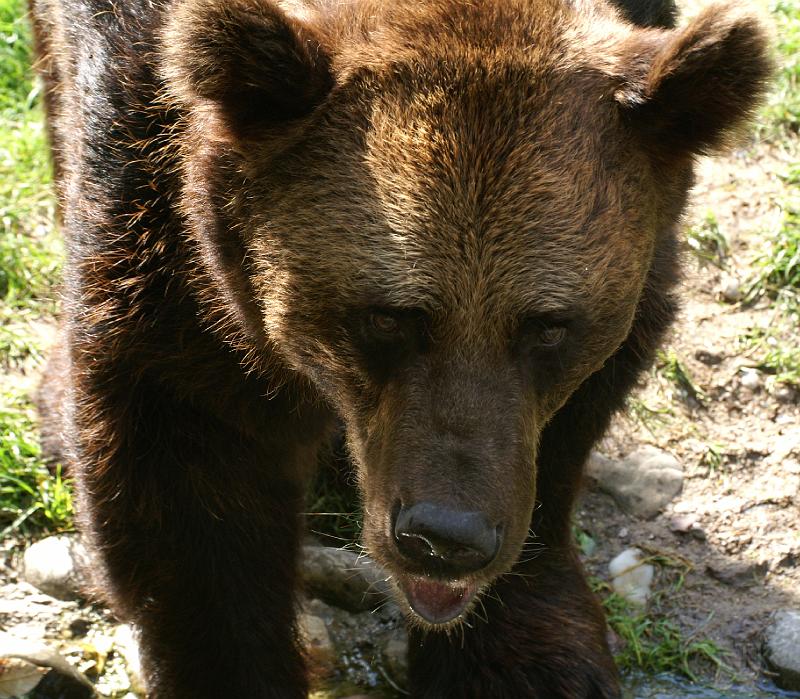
[162,0,334,139]
[614,4,773,156]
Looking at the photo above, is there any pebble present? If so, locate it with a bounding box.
[22,536,90,601]
[694,349,724,366]
[740,370,762,391]
[667,514,706,540]
[113,624,144,695]
[382,631,408,684]
[763,609,800,691]
[706,561,768,588]
[587,448,684,519]
[299,607,337,670]
[609,549,654,606]
[775,385,798,404]
[720,280,742,303]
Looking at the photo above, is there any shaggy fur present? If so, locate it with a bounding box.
[29,0,770,696]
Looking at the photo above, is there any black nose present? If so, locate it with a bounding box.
[393,502,500,575]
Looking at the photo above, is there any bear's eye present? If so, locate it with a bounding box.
[518,315,572,355]
[534,325,567,349]
[365,310,405,341]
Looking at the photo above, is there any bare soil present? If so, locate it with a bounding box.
[578,139,800,686]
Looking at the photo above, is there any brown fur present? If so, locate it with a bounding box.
[30,0,771,696]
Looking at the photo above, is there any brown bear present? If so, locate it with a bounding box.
[29,0,770,696]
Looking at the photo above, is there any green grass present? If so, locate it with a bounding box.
[0,0,68,539]
[656,350,707,407]
[741,163,800,388]
[0,0,60,314]
[745,168,800,306]
[601,591,727,681]
[686,213,729,270]
[0,390,73,536]
[739,324,800,386]
[0,0,36,112]
[592,555,728,682]
[762,0,800,135]
[699,443,728,474]
[305,444,363,546]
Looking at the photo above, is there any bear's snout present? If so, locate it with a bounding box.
[392,501,502,577]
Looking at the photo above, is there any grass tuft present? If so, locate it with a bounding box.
[739,324,800,386]
[0,390,73,536]
[656,350,707,408]
[305,441,363,546]
[0,0,69,539]
[592,555,729,682]
[762,0,800,136]
[686,213,729,270]
[746,175,799,306]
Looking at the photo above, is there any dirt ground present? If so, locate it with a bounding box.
[578,138,800,685]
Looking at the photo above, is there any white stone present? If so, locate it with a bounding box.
[721,280,742,303]
[22,535,89,601]
[113,624,145,695]
[740,370,762,391]
[764,609,800,691]
[609,548,654,606]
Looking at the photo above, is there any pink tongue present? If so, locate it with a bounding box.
[404,578,477,624]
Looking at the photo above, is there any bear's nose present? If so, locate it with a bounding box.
[392,501,501,575]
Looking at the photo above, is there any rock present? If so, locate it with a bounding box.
[382,631,408,685]
[112,625,144,695]
[720,279,742,303]
[690,527,707,541]
[668,514,696,533]
[668,514,706,540]
[299,607,336,668]
[609,549,654,606]
[763,609,800,691]
[694,349,723,366]
[706,561,767,588]
[587,448,683,519]
[775,385,798,404]
[740,369,762,391]
[0,633,94,698]
[300,545,392,612]
[301,597,404,690]
[22,536,90,601]
[0,582,77,643]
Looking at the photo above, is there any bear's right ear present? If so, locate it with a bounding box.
[162,0,333,139]
[612,3,772,158]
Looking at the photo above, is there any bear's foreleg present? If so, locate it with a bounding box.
[72,377,317,698]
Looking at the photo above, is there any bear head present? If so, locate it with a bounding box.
[162,0,771,625]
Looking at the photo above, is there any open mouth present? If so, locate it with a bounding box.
[398,575,479,625]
